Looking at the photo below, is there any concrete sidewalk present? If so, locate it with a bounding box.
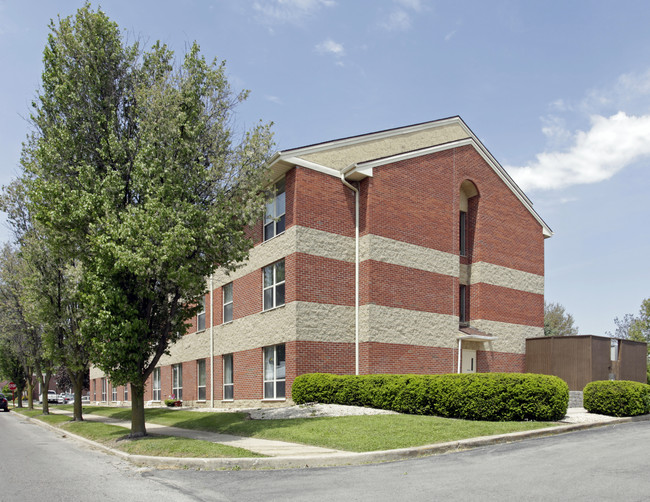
[21,407,649,470]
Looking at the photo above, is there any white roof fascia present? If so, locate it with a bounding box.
[456,333,498,341]
[354,138,553,238]
[284,156,341,178]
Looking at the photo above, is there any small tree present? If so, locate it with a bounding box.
[544,301,579,337]
[23,5,273,436]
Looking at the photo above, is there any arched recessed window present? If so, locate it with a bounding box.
[459,180,478,257]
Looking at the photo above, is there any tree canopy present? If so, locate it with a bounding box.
[544,301,579,337]
[20,4,273,435]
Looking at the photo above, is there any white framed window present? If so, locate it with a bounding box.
[263,260,285,311]
[223,283,233,324]
[124,384,129,401]
[264,178,286,241]
[263,344,286,400]
[93,380,96,402]
[101,378,107,402]
[172,363,183,401]
[197,296,206,331]
[223,354,233,401]
[197,359,206,401]
[111,384,117,401]
[152,367,161,401]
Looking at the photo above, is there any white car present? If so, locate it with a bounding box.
[39,390,58,404]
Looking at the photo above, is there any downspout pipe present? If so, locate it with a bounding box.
[340,165,360,375]
[209,276,214,408]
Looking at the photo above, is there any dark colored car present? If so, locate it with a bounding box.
[0,393,8,412]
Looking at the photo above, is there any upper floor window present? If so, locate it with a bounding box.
[264,178,286,241]
[459,211,467,256]
[223,283,233,323]
[197,296,206,331]
[263,260,285,311]
[459,284,468,325]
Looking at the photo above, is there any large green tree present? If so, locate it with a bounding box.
[544,301,579,337]
[0,244,54,413]
[22,5,273,435]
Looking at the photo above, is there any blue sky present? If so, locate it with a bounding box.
[1,0,649,336]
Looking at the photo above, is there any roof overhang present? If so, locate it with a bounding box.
[456,333,498,342]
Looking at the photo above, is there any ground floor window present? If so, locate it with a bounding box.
[223,354,233,401]
[111,383,117,401]
[93,380,96,401]
[124,383,129,401]
[172,363,183,401]
[197,359,206,401]
[153,368,161,401]
[263,344,285,399]
[101,378,107,402]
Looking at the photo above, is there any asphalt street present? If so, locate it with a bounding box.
[2,410,649,501]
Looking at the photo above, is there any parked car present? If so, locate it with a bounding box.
[58,393,74,404]
[0,393,8,412]
[69,395,90,405]
[39,390,58,404]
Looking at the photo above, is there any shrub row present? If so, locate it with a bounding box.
[292,373,569,421]
[583,380,650,417]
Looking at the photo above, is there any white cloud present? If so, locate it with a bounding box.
[265,95,283,104]
[508,112,650,191]
[444,30,457,41]
[315,38,345,56]
[380,10,411,31]
[253,0,335,25]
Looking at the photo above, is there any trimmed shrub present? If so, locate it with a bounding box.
[292,372,569,421]
[583,380,650,417]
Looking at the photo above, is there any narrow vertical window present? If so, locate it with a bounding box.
[153,368,161,401]
[93,380,96,402]
[263,260,285,311]
[223,283,233,323]
[101,378,107,402]
[197,296,206,331]
[172,363,183,401]
[112,384,117,401]
[223,354,234,401]
[263,344,286,399]
[197,359,206,401]
[459,211,467,256]
[459,284,467,324]
[264,178,286,241]
[124,384,129,401]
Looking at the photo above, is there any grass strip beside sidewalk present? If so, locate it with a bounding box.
[14,408,265,458]
[75,405,559,452]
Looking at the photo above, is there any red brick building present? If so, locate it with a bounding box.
[90,116,551,407]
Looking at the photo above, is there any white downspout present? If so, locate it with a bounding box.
[340,166,360,375]
[457,338,462,373]
[209,276,214,408]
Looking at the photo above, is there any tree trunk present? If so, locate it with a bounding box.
[26,376,34,410]
[41,371,51,415]
[71,370,84,421]
[130,382,146,437]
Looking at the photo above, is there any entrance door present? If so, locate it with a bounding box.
[461,349,476,373]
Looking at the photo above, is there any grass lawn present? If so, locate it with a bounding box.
[13,408,264,458]
[68,405,559,452]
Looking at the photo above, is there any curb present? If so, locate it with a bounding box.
[13,411,650,471]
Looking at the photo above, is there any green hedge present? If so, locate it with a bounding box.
[292,373,569,421]
[583,380,650,417]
